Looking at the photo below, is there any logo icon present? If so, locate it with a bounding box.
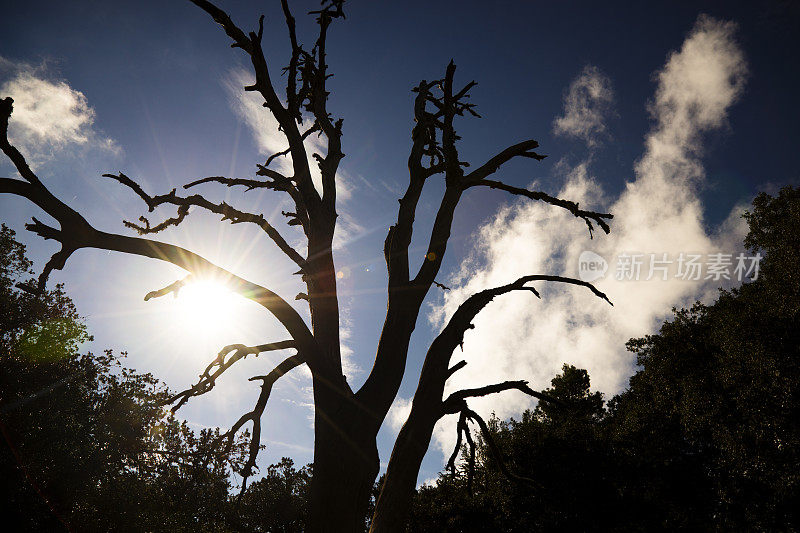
[578,251,607,282]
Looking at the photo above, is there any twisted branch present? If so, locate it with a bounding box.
[221,354,305,491]
[446,409,469,475]
[165,340,296,411]
[465,406,538,487]
[190,0,320,210]
[184,173,310,234]
[0,97,316,367]
[442,379,562,415]
[183,176,278,191]
[467,178,612,238]
[102,172,307,269]
[445,398,538,492]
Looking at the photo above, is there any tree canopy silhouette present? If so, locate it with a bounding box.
[0,1,613,530]
[409,187,800,532]
[0,225,251,531]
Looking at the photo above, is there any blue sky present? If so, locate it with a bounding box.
[2,0,799,485]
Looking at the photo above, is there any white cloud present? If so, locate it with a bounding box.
[553,65,614,147]
[387,395,413,433]
[427,15,749,459]
[0,57,120,167]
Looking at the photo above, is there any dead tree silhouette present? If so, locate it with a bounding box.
[0,1,612,530]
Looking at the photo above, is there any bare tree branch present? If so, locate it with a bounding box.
[411,62,477,290]
[190,0,320,209]
[466,178,613,238]
[143,274,192,301]
[222,353,305,491]
[446,409,468,474]
[0,97,316,364]
[102,172,307,269]
[445,398,539,490]
[279,0,302,122]
[183,176,279,191]
[433,280,451,292]
[432,274,612,364]
[463,139,546,184]
[383,79,440,288]
[166,340,296,411]
[463,406,539,488]
[263,122,321,169]
[446,360,467,379]
[359,57,612,438]
[444,408,484,495]
[306,2,345,208]
[415,274,611,423]
[442,380,562,415]
[357,64,475,419]
[192,1,350,385]
[0,98,43,188]
[463,414,476,495]
[372,271,609,527]
[183,174,307,231]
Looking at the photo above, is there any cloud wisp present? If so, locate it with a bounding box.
[392,15,749,460]
[553,65,615,147]
[0,57,120,168]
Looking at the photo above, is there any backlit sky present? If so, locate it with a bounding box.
[2,0,799,485]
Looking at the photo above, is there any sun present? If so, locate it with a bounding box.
[172,279,241,337]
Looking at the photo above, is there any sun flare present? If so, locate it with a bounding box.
[172,279,241,336]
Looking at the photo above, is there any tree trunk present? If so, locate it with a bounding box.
[369,404,438,532]
[370,327,455,532]
[307,384,380,532]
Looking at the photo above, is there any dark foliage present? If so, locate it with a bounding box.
[237,457,312,532]
[0,224,247,532]
[409,187,800,532]
[409,365,621,532]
